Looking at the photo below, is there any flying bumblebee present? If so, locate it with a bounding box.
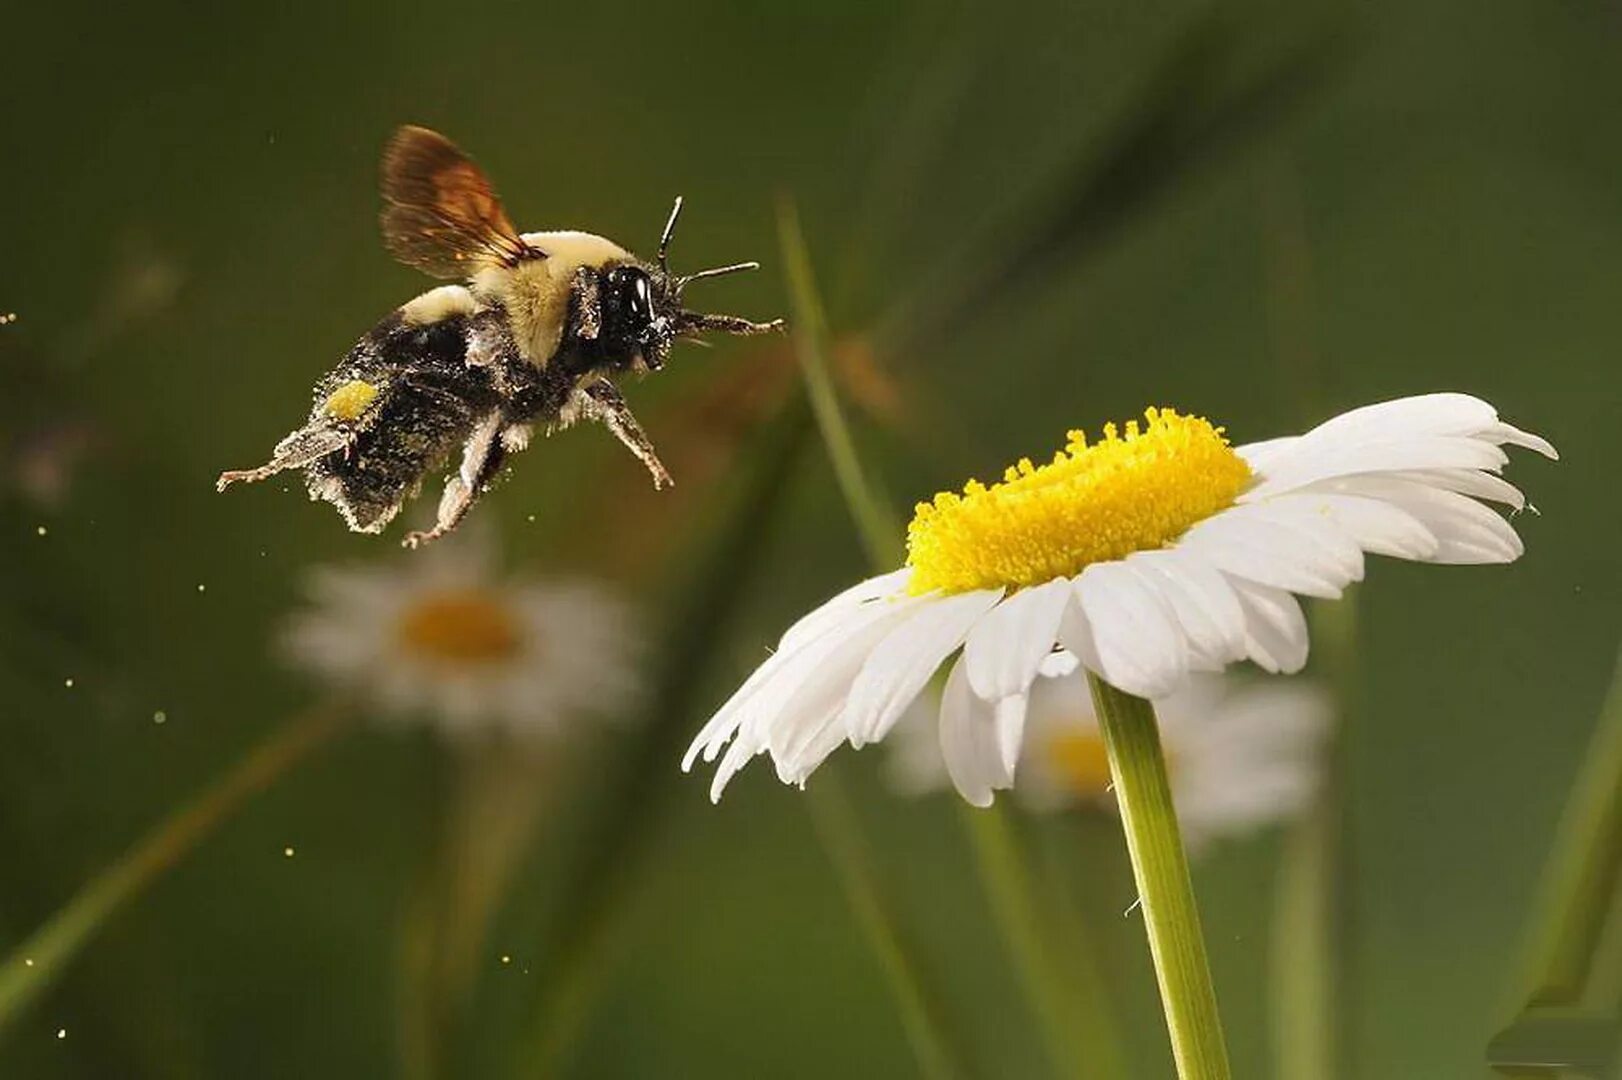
[218,125,782,547]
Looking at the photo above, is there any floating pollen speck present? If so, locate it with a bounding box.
[153,710,168,725]
[35,525,46,537]
[55,1029,65,1040]
[283,846,295,858]
[63,678,74,689]
[196,584,206,593]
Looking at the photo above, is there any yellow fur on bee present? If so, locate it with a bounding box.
[400,284,477,325]
[473,231,631,367]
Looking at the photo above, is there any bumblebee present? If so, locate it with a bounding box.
[218,125,782,547]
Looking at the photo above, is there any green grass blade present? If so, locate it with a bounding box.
[0,698,349,1036]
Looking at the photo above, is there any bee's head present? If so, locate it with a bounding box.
[612,197,784,373]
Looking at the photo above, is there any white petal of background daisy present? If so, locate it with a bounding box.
[283,525,640,740]
[685,392,1553,803]
[890,657,1331,849]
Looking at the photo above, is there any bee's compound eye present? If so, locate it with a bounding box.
[609,267,656,330]
[631,272,653,319]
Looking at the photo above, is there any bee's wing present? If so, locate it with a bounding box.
[380,126,538,280]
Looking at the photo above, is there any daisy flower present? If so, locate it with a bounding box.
[685,392,1553,803]
[282,528,640,739]
[890,655,1330,838]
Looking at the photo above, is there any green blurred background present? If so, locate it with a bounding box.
[1,0,1618,1077]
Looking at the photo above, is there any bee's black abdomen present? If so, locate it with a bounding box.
[302,311,509,532]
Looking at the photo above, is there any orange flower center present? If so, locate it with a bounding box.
[1046,731,1115,797]
[396,590,523,665]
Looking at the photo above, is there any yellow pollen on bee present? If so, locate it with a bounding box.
[906,408,1250,595]
[324,379,380,422]
[396,590,524,665]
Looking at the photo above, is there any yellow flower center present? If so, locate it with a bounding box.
[396,589,523,665]
[1046,731,1114,796]
[906,408,1249,595]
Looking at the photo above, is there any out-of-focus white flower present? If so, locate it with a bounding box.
[685,393,1553,804]
[282,528,639,739]
[890,655,1330,848]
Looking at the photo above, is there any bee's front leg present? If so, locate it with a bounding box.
[216,425,351,491]
[578,379,672,490]
[403,412,507,548]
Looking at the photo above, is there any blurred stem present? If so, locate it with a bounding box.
[961,804,1127,1079]
[779,196,973,1079]
[1506,646,1622,1010]
[0,697,349,1035]
[519,395,813,1076]
[1272,805,1335,1080]
[1272,598,1357,1080]
[808,773,971,1080]
[778,196,905,568]
[1262,156,1353,1080]
[1088,674,1230,1080]
[781,199,1121,1079]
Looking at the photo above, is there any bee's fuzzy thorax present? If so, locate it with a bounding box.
[400,285,478,326]
[474,230,632,367]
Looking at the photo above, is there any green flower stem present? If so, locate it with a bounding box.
[1087,673,1231,1080]
[961,803,1126,1079]
[0,697,350,1035]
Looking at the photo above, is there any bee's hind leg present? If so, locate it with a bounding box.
[403,412,507,549]
[216,426,351,491]
[579,379,672,490]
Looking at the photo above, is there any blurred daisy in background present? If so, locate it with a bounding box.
[890,654,1331,846]
[686,392,1553,803]
[282,526,640,739]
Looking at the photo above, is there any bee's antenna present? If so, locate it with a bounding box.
[676,261,760,292]
[658,196,683,275]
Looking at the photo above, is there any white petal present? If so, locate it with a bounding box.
[1073,563,1189,698]
[1177,508,1352,598]
[1056,595,1104,675]
[769,599,929,770]
[994,694,1029,776]
[1234,436,1301,472]
[1038,650,1082,678]
[710,731,763,802]
[683,594,910,772]
[1322,477,1524,563]
[1125,550,1248,669]
[1482,421,1557,459]
[1242,436,1508,502]
[1385,468,1526,510]
[779,568,913,651]
[1228,578,1310,673]
[843,589,1005,746]
[962,578,1071,700]
[1298,392,1498,443]
[1272,492,1439,560]
[938,657,1009,807]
